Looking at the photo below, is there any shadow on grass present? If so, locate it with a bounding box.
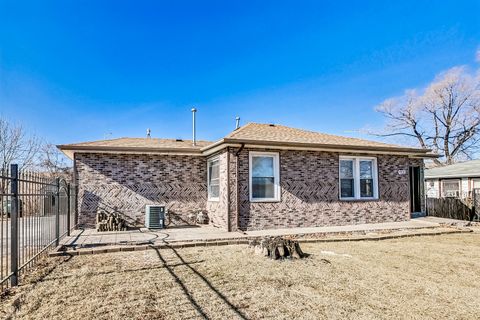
[1,254,74,315]
[36,260,206,283]
[151,246,211,319]
[23,254,74,288]
[151,245,250,320]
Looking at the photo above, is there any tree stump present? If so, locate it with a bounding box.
[249,236,306,260]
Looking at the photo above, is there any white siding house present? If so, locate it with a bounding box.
[425,160,480,199]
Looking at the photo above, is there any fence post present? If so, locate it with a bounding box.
[473,189,477,221]
[67,183,71,236]
[55,178,60,246]
[10,164,19,287]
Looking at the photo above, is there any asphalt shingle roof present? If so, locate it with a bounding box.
[425,159,480,178]
[222,123,429,153]
[58,122,434,157]
[63,137,212,150]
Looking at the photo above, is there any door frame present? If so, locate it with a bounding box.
[409,166,422,213]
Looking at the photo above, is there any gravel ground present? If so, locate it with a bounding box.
[1,232,480,320]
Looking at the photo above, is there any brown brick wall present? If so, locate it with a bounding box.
[74,148,424,231]
[75,153,207,227]
[231,148,423,231]
[227,148,239,231]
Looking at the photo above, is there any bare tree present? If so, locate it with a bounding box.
[0,118,43,173]
[38,143,72,180]
[375,67,480,165]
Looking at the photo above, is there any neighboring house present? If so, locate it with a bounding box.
[57,123,434,231]
[425,160,480,199]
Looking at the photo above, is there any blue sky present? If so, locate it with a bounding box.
[1,1,479,144]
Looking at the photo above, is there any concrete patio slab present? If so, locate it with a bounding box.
[243,218,440,238]
[59,217,449,251]
[415,216,479,226]
[51,225,473,257]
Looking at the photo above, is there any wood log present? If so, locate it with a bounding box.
[96,210,128,231]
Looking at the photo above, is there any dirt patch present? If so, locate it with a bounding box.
[2,233,480,319]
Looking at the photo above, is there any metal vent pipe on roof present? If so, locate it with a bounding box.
[191,108,197,146]
[146,128,151,138]
[235,116,240,129]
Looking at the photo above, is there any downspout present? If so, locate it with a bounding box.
[235,143,245,231]
[72,152,79,227]
[226,148,230,232]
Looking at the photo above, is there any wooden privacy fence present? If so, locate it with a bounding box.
[426,197,474,221]
[474,189,480,221]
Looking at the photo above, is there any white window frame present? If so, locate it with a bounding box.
[441,179,460,198]
[249,151,280,202]
[207,156,220,201]
[472,178,480,190]
[339,156,379,200]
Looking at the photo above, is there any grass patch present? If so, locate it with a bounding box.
[2,232,480,319]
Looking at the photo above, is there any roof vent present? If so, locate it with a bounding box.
[175,139,183,142]
[269,123,275,127]
[191,108,197,146]
[146,128,151,138]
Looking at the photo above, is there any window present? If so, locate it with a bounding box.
[473,179,480,190]
[249,152,280,201]
[207,157,220,200]
[339,157,378,200]
[441,179,459,198]
[340,160,355,198]
[360,160,374,198]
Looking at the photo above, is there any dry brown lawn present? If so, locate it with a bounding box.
[2,232,480,320]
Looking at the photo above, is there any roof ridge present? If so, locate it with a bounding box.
[224,122,255,138]
[427,159,480,168]
[122,137,212,141]
[60,137,213,145]
[60,137,129,146]
[268,123,375,140]
[232,122,407,148]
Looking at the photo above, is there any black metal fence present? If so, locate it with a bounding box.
[0,164,76,293]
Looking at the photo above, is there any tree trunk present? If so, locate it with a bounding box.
[249,236,306,259]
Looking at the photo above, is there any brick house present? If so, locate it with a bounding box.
[58,123,434,231]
